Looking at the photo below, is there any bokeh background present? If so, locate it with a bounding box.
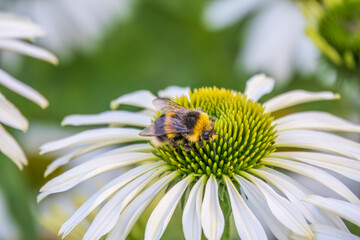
[0,0,359,239]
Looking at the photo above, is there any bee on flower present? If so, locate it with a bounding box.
[40,74,360,240]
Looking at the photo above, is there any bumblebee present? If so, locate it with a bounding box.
[139,98,216,151]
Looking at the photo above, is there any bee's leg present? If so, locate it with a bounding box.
[197,140,204,148]
[183,139,193,151]
[170,138,179,149]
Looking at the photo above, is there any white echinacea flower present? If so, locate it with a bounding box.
[203,0,319,83]
[0,14,57,169]
[39,74,360,240]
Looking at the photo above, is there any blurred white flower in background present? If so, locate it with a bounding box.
[0,14,57,169]
[2,0,133,60]
[204,0,319,84]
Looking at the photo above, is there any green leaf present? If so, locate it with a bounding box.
[0,156,38,240]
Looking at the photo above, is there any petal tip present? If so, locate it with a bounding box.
[110,101,118,110]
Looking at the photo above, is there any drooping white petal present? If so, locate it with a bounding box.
[251,167,335,226]
[239,172,313,238]
[0,14,45,39]
[62,111,152,127]
[224,176,267,240]
[269,152,360,182]
[45,143,152,177]
[40,128,144,154]
[45,141,115,177]
[0,39,58,64]
[305,196,360,227]
[0,68,48,108]
[182,175,206,240]
[38,152,158,201]
[0,124,27,169]
[60,163,165,237]
[106,172,179,240]
[253,167,349,231]
[158,86,190,101]
[110,90,157,110]
[145,174,194,240]
[244,74,275,102]
[291,224,360,240]
[263,90,339,113]
[236,175,290,240]
[83,168,166,240]
[274,111,360,133]
[203,0,264,30]
[201,175,224,240]
[275,130,360,160]
[263,158,360,204]
[0,91,28,131]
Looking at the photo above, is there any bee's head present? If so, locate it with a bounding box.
[201,115,216,140]
[202,128,215,141]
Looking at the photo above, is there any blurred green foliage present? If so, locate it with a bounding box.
[0,156,37,240]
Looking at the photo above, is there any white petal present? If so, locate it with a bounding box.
[62,110,152,127]
[305,195,360,227]
[145,174,194,240]
[275,130,360,160]
[60,163,165,237]
[0,39,58,65]
[224,175,267,240]
[203,0,264,30]
[40,128,144,154]
[0,14,45,39]
[244,74,275,102]
[263,158,360,204]
[251,167,339,226]
[45,142,152,177]
[201,175,224,240]
[83,167,166,240]
[158,86,190,101]
[254,167,349,231]
[263,90,339,113]
[0,124,27,169]
[236,175,290,240]
[110,90,157,110]
[38,152,158,201]
[269,151,360,182]
[0,91,28,131]
[182,175,206,240]
[45,141,115,177]
[106,172,179,240]
[239,172,313,238]
[0,68,48,108]
[274,111,360,133]
[297,224,360,240]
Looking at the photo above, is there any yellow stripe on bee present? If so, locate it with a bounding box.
[164,112,177,138]
[188,112,211,142]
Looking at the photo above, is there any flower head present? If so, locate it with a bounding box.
[40,74,360,239]
[0,13,57,169]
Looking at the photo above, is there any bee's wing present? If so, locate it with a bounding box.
[139,124,157,136]
[153,98,188,113]
[139,118,190,137]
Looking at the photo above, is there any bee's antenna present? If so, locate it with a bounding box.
[216,133,232,147]
[212,139,217,159]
